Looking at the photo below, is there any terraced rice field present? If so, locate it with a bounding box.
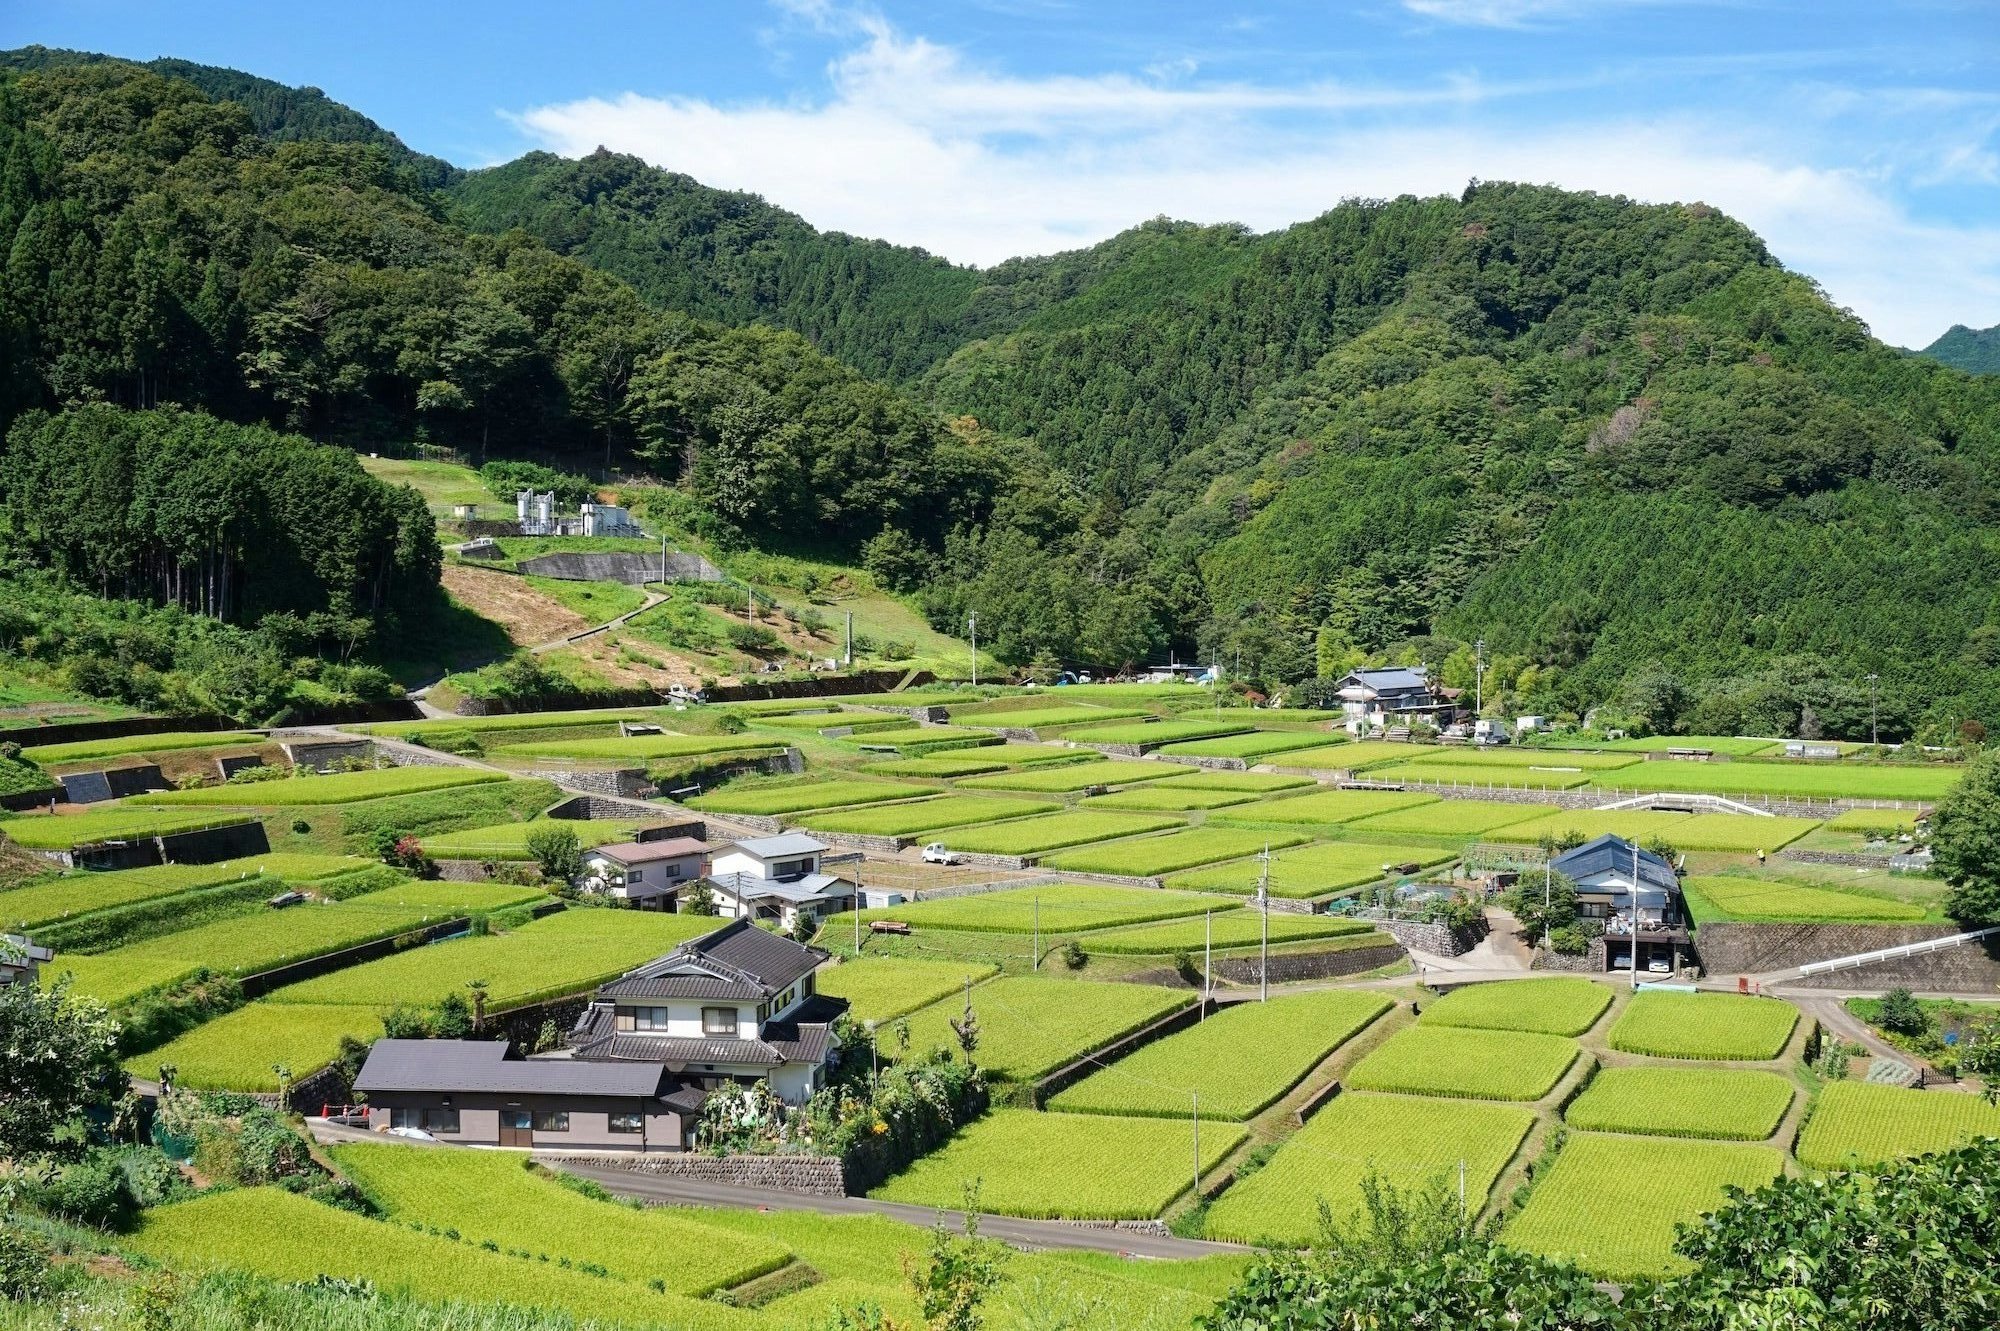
[1399,747,1642,771]
[1564,1067,1794,1140]
[56,881,547,1005]
[1205,1093,1535,1244]
[1824,807,1925,832]
[364,707,658,738]
[958,761,1187,793]
[136,766,506,805]
[1166,839,1453,898]
[898,975,1192,1081]
[841,726,1000,750]
[936,810,1184,856]
[1484,809,1694,846]
[748,710,903,732]
[855,883,1221,935]
[1265,740,1429,771]
[688,780,930,816]
[870,1109,1245,1218]
[1346,799,1555,837]
[859,754,1010,777]
[1680,875,1926,923]
[128,1189,743,1329]
[949,705,1146,730]
[1079,785,1260,811]
[1082,911,1380,955]
[1212,788,1439,827]
[1154,731,1336,759]
[126,1003,389,1090]
[801,795,1058,837]
[0,806,251,849]
[1049,990,1392,1119]
[1061,719,1253,747]
[1417,978,1613,1036]
[1368,762,1592,791]
[0,854,367,928]
[1663,814,1823,852]
[1593,735,1778,756]
[1041,826,1310,877]
[420,817,655,860]
[23,730,266,764]
[813,957,1001,1023]
[495,734,781,761]
[1795,1081,2000,1169]
[1346,1026,1579,1101]
[1607,992,1798,1061]
[332,1144,790,1295]
[1587,760,1960,802]
[1158,770,1317,793]
[1504,1135,1785,1278]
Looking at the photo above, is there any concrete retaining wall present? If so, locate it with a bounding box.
[283,738,376,772]
[1033,996,1212,1105]
[1696,922,2000,991]
[521,767,654,798]
[542,1150,847,1195]
[1209,941,1405,985]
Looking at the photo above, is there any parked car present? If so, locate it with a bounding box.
[921,842,962,865]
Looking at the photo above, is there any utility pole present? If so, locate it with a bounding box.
[660,533,669,586]
[1192,1091,1201,1199]
[1203,910,1212,1018]
[1866,673,1880,747]
[1630,840,1642,989]
[968,611,978,686]
[1475,638,1486,716]
[1257,843,1272,1002]
[1543,857,1552,950]
[853,862,863,955]
[845,612,854,667]
[1033,895,1040,971]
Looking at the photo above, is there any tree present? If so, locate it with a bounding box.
[525,824,583,883]
[1875,987,1927,1037]
[1502,869,1581,945]
[1927,748,2000,926]
[684,879,717,917]
[0,979,127,1166]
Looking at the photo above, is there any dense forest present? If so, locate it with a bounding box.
[5,48,2000,739]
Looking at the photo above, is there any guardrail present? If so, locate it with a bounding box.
[1797,925,2000,977]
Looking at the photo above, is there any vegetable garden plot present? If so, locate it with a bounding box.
[1346,799,1556,837]
[1346,1026,1579,1102]
[1399,747,1641,771]
[1154,731,1336,760]
[1082,911,1378,955]
[267,908,715,1010]
[0,854,366,929]
[125,1003,387,1090]
[870,1110,1245,1219]
[1586,760,1960,802]
[1564,1067,1794,1140]
[20,731,264,765]
[1607,992,1798,1061]
[1664,814,1822,853]
[1079,785,1259,811]
[136,766,505,806]
[1212,788,1439,827]
[55,881,546,1006]
[128,1188,751,1330]
[898,975,1193,1082]
[1483,809,1695,846]
[1205,1093,1534,1246]
[420,817,652,860]
[1503,1135,1785,1279]
[688,779,931,816]
[1795,1081,2000,1169]
[0,806,248,849]
[959,761,1188,793]
[1367,762,1591,791]
[1680,875,1925,924]
[814,957,1001,1023]
[1041,827,1310,877]
[495,734,780,760]
[801,794,1058,837]
[331,1145,789,1296]
[1159,770,1317,793]
[1166,839,1454,899]
[1418,978,1613,1037]
[938,810,1184,856]
[1048,989,1392,1119]
[855,883,1222,935]
[1060,719,1254,747]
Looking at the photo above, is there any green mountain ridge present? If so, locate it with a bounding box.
[5,47,2000,740]
[1919,324,2000,376]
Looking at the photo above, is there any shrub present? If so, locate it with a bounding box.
[0,1226,48,1302]
[1876,986,1929,1036]
[525,824,582,880]
[19,1150,139,1229]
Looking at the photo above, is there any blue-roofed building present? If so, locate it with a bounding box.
[1548,834,1689,974]
[1334,665,1457,735]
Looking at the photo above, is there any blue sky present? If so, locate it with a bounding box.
[7,1,1997,345]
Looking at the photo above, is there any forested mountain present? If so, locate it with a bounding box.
[1920,324,2000,375]
[6,48,2000,740]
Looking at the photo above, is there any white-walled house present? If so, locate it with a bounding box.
[711,833,827,883]
[576,838,709,908]
[1334,666,1457,734]
[704,833,855,931]
[1,933,52,987]
[568,918,846,1106]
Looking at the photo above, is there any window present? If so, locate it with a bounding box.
[757,1001,770,1022]
[420,1107,460,1134]
[609,1112,643,1134]
[534,1110,570,1132]
[634,1007,670,1031]
[702,1007,738,1037]
[390,1107,418,1130]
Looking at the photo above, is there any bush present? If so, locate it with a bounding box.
[478,461,596,508]
[19,1150,139,1229]
[0,1226,48,1302]
[724,623,781,654]
[525,824,582,880]
[1062,939,1087,970]
[1876,987,1929,1037]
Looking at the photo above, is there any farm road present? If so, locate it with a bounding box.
[547,1158,1246,1259]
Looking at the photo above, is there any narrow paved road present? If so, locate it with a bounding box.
[549,1159,1246,1260]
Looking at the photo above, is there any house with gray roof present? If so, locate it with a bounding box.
[705,833,855,931]
[1334,666,1457,734]
[1548,834,1689,973]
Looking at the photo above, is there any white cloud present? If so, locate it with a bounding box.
[1397,0,1689,27]
[507,16,2000,346]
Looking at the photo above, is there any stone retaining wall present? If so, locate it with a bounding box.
[1155,754,1248,771]
[902,874,1063,902]
[284,738,377,771]
[1033,997,1214,1105]
[522,767,653,798]
[1349,914,1487,957]
[1780,849,1894,869]
[1034,868,1162,889]
[542,1151,848,1196]
[950,850,1033,870]
[1209,941,1405,985]
[1532,940,1608,973]
[809,830,908,854]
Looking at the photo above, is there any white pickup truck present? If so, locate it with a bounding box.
[921,842,962,865]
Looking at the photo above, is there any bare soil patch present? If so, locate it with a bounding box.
[441,565,588,646]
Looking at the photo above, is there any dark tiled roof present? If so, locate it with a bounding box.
[787,992,850,1025]
[577,1034,788,1067]
[353,1039,670,1097]
[599,973,766,1001]
[661,1085,710,1116]
[1551,834,1679,895]
[699,917,827,990]
[762,1022,832,1065]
